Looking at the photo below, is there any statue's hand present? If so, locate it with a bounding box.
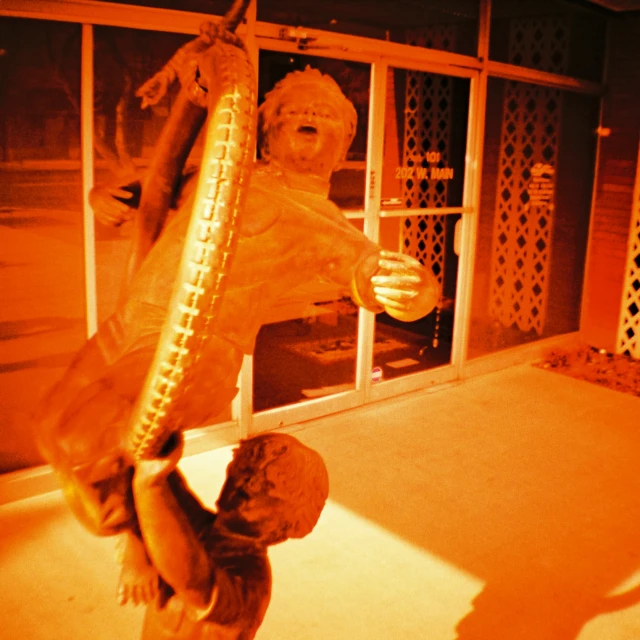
[136,70,172,109]
[89,185,135,227]
[133,431,184,488]
[116,533,158,606]
[371,250,439,322]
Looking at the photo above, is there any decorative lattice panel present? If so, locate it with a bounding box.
[489,18,568,335]
[400,27,455,289]
[406,24,456,53]
[508,17,569,75]
[617,149,640,358]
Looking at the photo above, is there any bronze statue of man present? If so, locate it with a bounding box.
[34,25,440,640]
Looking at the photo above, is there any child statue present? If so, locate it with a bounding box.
[35,24,439,640]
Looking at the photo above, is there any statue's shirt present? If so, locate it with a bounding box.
[89,164,380,429]
[106,164,379,360]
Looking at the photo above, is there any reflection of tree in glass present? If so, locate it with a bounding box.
[45,25,119,172]
[46,25,191,178]
[0,19,81,162]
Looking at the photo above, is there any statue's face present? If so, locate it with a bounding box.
[60,453,135,537]
[267,86,347,180]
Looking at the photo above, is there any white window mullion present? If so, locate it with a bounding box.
[81,23,97,338]
[356,60,387,401]
[235,0,258,438]
[451,0,491,377]
[452,70,488,376]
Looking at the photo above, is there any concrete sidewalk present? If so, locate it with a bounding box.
[1,363,639,639]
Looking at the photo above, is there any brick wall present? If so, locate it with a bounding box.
[582,12,640,351]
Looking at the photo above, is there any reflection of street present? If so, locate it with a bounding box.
[0,167,129,472]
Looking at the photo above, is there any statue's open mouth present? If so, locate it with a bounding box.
[298,125,317,134]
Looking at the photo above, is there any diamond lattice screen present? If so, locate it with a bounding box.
[399,26,455,288]
[489,17,568,335]
[617,151,640,358]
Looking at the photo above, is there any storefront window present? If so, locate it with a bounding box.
[252,232,365,411]
[258,0,479,57]
[372,66,469,380]
[0,1,609,473]
[468,77,599,358]
[374,214,461,381]
[92,26,193,322]
[380,67,469,211]
[0,18,85,472]
[490,0,606,82]
[91,26,239,426]
[253,52,370,410]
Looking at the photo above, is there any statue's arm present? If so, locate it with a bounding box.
[326,228,441,322]
[132,435,215,613]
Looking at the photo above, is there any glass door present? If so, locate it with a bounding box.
[251,50,371,419]
[369,63,471,401]
[250,54,475,429]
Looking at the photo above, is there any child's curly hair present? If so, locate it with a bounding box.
[219,432,329,544]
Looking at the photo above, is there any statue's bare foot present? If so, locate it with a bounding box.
[116,532,158,606]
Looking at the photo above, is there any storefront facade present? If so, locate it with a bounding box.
[0,0,638,481]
